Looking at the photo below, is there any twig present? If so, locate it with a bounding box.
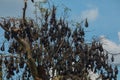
[55,39,64,54]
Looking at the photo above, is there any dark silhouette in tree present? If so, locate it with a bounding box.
[0,0,118,80]
[85,18,88,28]
[0,42,5,51]
[31,0,34,3]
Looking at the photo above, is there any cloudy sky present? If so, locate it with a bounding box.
[0,0,120,79]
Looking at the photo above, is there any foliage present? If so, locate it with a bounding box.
[0,0,118,80]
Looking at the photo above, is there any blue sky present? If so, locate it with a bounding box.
[0,0,120,79]
[55,0,120,43]
[1,0,120,43]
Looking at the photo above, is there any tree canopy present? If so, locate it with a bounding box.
[0,0,118,80]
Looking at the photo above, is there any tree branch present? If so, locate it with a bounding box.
[0,23,9,32]
[0,22,42,80]
[23,1,27,24]
[55,39,64,54]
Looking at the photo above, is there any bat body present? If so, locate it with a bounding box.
[31,0,34,3]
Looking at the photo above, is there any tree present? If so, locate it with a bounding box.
[0,0,118,80]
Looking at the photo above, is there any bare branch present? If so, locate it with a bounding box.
[23,1,27,24]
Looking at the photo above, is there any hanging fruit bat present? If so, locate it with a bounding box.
[111,55,114,62]
[114,66,118,75]
[85,18,88,28]
[4,32,10,41]
[31,0,34,3]
[0,42,5,51]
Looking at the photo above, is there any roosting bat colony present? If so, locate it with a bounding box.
[0,1,118,80]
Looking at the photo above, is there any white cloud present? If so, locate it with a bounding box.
[100,35,120,64]
[100,35,120,53]
[80,8,98,21]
